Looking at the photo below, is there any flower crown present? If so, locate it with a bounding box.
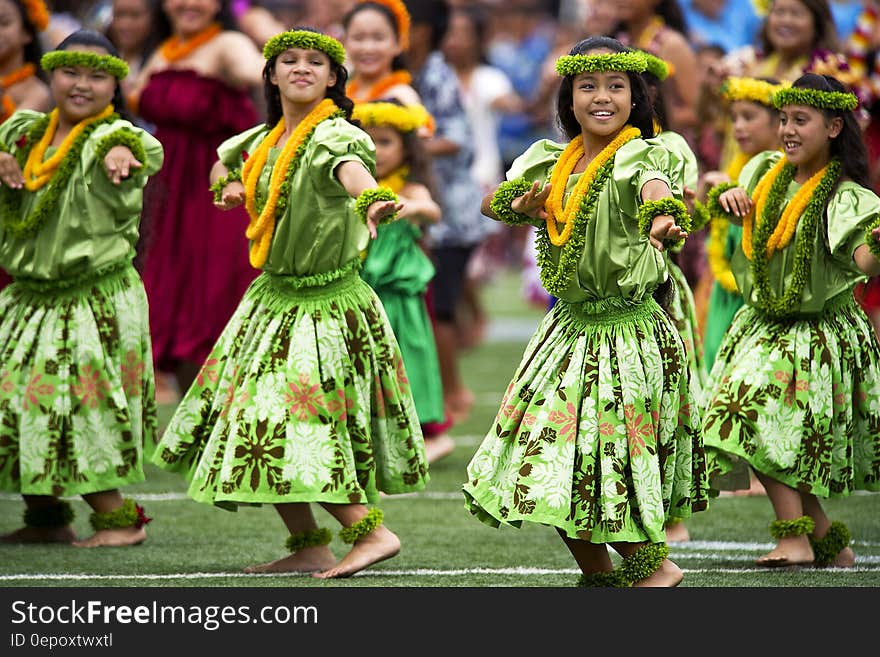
[262,30,346,66]
[773,86,859,111]
[555,51,647,77]
[751,0,771,17]
[352,101,432,133]
[722,76,786,106]
[642,52,672,80]
[20,0,50,32]
[41,50,129,79]
[360,0,410,51]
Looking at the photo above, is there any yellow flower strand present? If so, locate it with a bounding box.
[741,156,785,259]
[545,126,640,246]
[706,151,752,292]
[241,98,339,268]
[379,166,408,194]
[23,105,114,190]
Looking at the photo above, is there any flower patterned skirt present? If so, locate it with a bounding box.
[702,293,880,497]
[151,264,429,508]
[0,261,156,496]
[462,295,709,544]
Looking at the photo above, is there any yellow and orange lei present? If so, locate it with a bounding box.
[159,23,222,62]
[545,126,640,246]
[241,98,340,268]
[742,156,829,260]
[22,104,114,190]
[347,70,412,103]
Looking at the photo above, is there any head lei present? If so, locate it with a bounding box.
[19,0,50,32]
[642,52,672,80]
[352,101,432,133]
[41,50,129,79]
[555,51,647,77]
[359,0,410,51]
[262,30,346,66]
[773,85,859,112]
[722,76,786,106]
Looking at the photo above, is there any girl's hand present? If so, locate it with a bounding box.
[649,214,688,251]
[0,152,24,189]
[511,180,551,220]
[683,185,696,215]
[214,181,246,210]
[366,200,404,239]
[104,145,142,185]
[718,187,752,217]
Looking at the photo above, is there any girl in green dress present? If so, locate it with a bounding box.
[0,30,163,547]
[151,29,429,579]
[704,72,880,568]
[462,36,710,587]
[353,99,454,464]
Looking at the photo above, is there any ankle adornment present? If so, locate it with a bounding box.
[24,501,75,528]
[769,515,814,539]
[620,543,669,583]
[339,508,383,544]
[810,521,851,567]
[285,527,332,553]
[576,569,631,588]
[89,499,151,531]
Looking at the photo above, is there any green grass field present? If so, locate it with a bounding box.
[2,268,879,588]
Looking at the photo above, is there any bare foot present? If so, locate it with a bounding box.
[818,546,855,568]
[313,525,400,579]
[755,536,813,567]
[664,521,690,543]
[72,527,146,548]
[632,559,683,587]
[424,434,455,464]
[445,389,474,424]
[244,545,337,574]
[0,525,77,544]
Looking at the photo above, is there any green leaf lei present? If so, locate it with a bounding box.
[555,52,647,77]
[637,197,691,250]
[209,167,242,204]
[535,156,615,297]
[750,158,841,319]
[690,200,711,232]
[705,181,739,223]
[1,111,119,238]
[773,87,859,112]
[41,51,129,80]
[354,186,399,225]
[769,515,815,539]
[262,30,346,66]
[864,215,880,261]
[94,129,147,167]
[489,178,534,225]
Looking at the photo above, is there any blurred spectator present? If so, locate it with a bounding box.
[105,0,167,103]
[679,0,761,54]
[831,0,865,39]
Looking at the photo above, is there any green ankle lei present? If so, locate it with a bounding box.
[750,159,840,319]
[339,508,383,544]
[24,500,75,528]
[810,521,851,567]
[769,515,815,539]
[89,499,151,531]
[285,527,332,553]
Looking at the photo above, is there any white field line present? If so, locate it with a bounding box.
[1,565,880,582]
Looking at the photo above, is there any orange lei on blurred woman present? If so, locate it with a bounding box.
[347,70,413,103]
[159,23,222,62]
[0,63,36,122]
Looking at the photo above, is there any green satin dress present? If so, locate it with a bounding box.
[702,150,880,496]
[462,136,710,544]
[0,110,163,496]
[151,118,429,507]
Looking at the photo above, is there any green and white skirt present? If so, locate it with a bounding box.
[463,296,710,544]
[0,261,156,496]
[702,292,880,497]
[151,261,429,508]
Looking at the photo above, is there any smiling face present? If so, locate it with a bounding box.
[344,7,400,81]
[731,100,780,157]
[570,52,633,141]
[766,0,815,55]
[162,0,220,38]
[778,102,840,172]
[270,47,336,107]
[109,0,154,54]
[50,46,118,126]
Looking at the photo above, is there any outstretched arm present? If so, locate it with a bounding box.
[640,179,688,251]
[336,160,404,238]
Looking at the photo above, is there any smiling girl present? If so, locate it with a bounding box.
[0,29,163,548]
[703,73,880,569]
[462,36,710,588]
[151,28,428,580]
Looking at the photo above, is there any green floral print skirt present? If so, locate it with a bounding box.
[702,292,880,497]
[151,262,429,508]
[463,295,710,544]
[0,261,156,496]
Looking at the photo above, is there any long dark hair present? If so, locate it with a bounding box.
[786,73,868,187]
[262,27,355,127]
[757,0,839,55]
[556,36,656,140]
[52,30,133,122]
[342,1,409,72]
[12,0,47,82]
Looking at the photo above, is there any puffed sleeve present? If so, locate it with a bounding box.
[505,139,564,186]
[649,131,698,192]
[307,118,376,197]
[612,138,682,225]
[216,123,269,171]
[826,182,880,273]
[737,150,782,195]
[0,109,42,149]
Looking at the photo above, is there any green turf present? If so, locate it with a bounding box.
[2,269,879,587]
